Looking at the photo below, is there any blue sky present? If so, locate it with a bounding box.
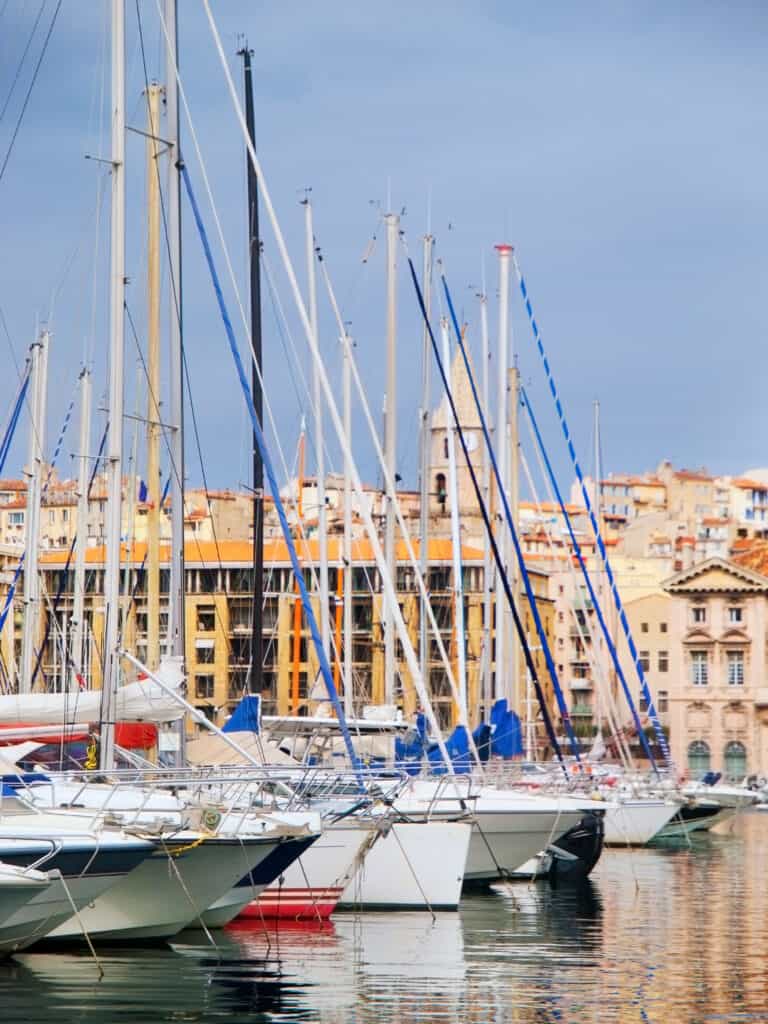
[0,1,766,496]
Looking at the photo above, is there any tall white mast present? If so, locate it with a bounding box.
[418,233,433,687]
[99,0,125,770]
[479,286,492,711]
[71,366,92,685]
[20,331,48,693]
[342,327,353,717]
[494,244,511,706]
[508,346,520,712]
[440,318,468,718]
[164,0,184,671]
[383,211,399,706]
[146,81,163,671]
[304,198,329,656]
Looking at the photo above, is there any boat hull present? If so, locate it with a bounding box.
[337,820,471,911]
[49,836,284,942]
[603,799,680,846]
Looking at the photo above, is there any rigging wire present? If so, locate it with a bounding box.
[0,0,63,186]
[0,0,47,126]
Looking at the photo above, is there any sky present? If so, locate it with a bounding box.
[0,1,766,500]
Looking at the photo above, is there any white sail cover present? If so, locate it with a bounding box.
[0,656,185,725]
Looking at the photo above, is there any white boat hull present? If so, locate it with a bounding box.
[338,820,471,911]
[603,799,679,846]
[49,836,283,942]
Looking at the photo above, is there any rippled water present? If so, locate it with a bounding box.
[1,812,767,1022]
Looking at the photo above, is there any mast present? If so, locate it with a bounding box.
[508,356,520,712]
[164,0,184,667]
[164,0,185,766]
[479,284,492,712]
[145,82,163,671]
[303,198,329,657]
[418,233,433,689]
[440,318,467,719]
[291,426,305,713]
[383,211,399,706]
[20,331,47,694]
[100,0,125,770]
[342,329,353,716]
[239,45,264,697]
[71,365,91,685]
[493,244,511,705]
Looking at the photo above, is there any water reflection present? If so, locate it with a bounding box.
[0,814,765,1022]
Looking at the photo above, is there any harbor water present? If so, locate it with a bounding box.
[2,811,766,1023]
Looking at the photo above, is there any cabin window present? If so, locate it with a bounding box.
[690,650,708,686]
[724,741,747,782]
[687,740,710,779]
[727,650,744,686]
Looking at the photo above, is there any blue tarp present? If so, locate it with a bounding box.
[223,694,261,733]
[490,698,523,758]
[394,712,427,775]
[472,722,492,762]
[427,724,473,775]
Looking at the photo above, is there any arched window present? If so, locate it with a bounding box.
[687,740,710,780]
[723,741,747,782]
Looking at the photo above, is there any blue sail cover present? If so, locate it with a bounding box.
[490,698,523,758]
[472,722,492,762]
[427,724,472,774]
[394,712,428,776]
[223,695,261,734]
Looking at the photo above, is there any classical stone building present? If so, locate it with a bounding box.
[662,557,768,780]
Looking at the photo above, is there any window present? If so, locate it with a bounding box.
[443,436,449,459]
[195,675,215,699]
[727,650,744,686]
[657,690,668,713]
[62,509,69,523]
[195,640,215,665]
[641,622,649,634]
[658,651,668,673]
[660,622,668,634]
[8,511,23,525]
[724,741,747,782]
[687,740,711,780]
[691,650,708,686]
[692,607,706,624]
[197,606,216,632]
[639,651,650,672]
[435,473,447,512]
[48,510,55,524]
[728,606,743,625]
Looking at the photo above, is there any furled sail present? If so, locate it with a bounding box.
[0,656,185,725]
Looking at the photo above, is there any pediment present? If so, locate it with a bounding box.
[720,628,750,645]
[683,629,714,645]
[664,557,768,595]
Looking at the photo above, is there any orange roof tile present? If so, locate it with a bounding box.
[732,477,768,491]
[40,536,486,567]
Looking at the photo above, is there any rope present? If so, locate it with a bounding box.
[440,272,581,761]
[180,159,362,785]
[407,259,566,772]
[57,870,104,976]
[389,819,436,922]
[513,255,672,771]
[520,385,659,771]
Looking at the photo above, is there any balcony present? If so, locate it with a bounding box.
[570,679,593,691]
[570,704,593,717]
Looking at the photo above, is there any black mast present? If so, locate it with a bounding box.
[239,44,264,699]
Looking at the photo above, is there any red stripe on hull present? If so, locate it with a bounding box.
[238,886,343,921]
